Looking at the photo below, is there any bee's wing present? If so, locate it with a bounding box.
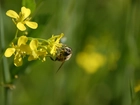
[56,61,65,73]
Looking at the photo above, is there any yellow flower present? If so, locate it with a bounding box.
[6,6,38,31]
[49,33,64,56]
[28,39,47,61]
[4,36,31,66]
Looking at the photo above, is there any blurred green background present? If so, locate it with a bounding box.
[1,0,140,105]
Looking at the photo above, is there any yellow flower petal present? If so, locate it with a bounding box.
[56,33,64,43]
[17,22,26,31]
[18,36,28,46]
[28,55,37,61]
[6,10,19,19]
[25,21,38,29]
[20,45,31,54]
[59,33,64,38]
[28,55,34,61]
[50,45,56,56]
[21,7,31,19]
[4,48,16,57]
[32,51,38,58]
[29,39,38,50]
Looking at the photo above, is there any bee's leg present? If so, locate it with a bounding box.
[50,57,56,61]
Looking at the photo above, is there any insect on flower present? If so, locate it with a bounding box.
[51,45,72,73]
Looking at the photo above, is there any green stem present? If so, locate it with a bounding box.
[0,4,12,105]
[28,37,49,42]
[15,29,19,39]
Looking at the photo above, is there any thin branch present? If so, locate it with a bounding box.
[0,4,12,105]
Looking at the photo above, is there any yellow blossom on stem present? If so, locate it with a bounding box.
[28,39,47,61]
[48,33,64,56]
[6,6,38,31]
[4,36,31,66]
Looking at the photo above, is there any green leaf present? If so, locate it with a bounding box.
[22,0,36,13]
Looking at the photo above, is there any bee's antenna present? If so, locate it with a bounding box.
[56,62,65,73]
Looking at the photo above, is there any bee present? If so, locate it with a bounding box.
[51,46,72,73]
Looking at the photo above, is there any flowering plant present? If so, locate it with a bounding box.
[0,2,72,105]
[4,6,67,67]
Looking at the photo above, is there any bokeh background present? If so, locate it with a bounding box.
[1,0,140,105]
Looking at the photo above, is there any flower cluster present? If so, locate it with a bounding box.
[4,34,64,66]
[4,7,66,66]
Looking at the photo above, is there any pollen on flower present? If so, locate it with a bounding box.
[6,6,38,31]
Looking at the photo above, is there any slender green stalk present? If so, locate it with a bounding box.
[0,4,12,105]
[15,29,19,39]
